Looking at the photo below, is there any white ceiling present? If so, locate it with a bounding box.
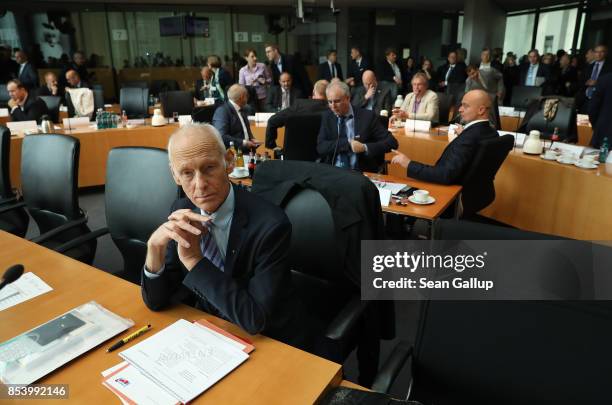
[30,0,573,13]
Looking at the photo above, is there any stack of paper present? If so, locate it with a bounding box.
[0,272,52,312]
[102,319,251,404]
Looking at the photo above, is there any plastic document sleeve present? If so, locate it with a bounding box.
[0,300,134,385]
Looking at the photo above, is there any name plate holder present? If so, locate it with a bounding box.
[62,117,91,129]
[6,120,38,134]
[404,119,431,134]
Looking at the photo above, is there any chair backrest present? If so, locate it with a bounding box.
[150,80,179,97]
[490,94,501,130]
[460,134,514,217]
[0,85,9,106]
[21,134,82,231]
[435,92,454,125]
[121,80,148,89]
[283,113,322,162]
[93,89,104,112]
[120,87,149,118]
[39,96,62,123]
[447,82,465,108]
[510,85,543,110]
[191,104,218,123]
[378,80,398,101]
[160,90,194,117]
[523,96,577,142]
[0,126,12,198]
[105,147,178,282]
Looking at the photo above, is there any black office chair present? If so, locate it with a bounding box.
[120,87,149,118]
[0,134,104,264]
[490,94,502,130]
[458,134,514,218]
[519,96,577,142]
[252,160,395,387]
[160,90,194,117]
[191,105,218,123]
[105,147,178,282]
[0,85,9,108]
[447,82,465,108]
[283,114,322,161]
[435,92,454,125]
[39,95,62,123]
[510,85,543,110]
[0,126,29,237]
[121,80,148,89]
[150,80,179,97]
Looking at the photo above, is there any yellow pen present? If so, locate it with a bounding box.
[107,324,152,353]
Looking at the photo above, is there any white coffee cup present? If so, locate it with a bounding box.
[413,189,430,203]
[544,150,556,159]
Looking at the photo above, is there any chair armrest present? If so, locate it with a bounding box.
[54,227,109,254]
[0,201,26,214]
[325,296,369,341]
[0,196,18,206]
[371,340,413,394]
[30,217,88,244]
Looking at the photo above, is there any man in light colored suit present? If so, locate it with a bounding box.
[394,72,439,123]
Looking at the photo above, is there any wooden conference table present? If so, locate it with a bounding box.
[499,115,593,146]
[0,230,343,404]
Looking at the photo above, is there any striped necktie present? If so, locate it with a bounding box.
[200,221,224,271]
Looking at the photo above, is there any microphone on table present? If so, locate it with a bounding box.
[0,264,24,291]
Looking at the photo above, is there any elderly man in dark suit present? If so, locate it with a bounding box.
[589,72,612,148]
[351,70,392,116]
[212,84,259,151]
[579,44,611,113]
[317,49,343,81]
[437,51,467,93]
[7,80,49,124]
[391,89,498,184]
[14,50,39,90]
[265,79,329,149]
[317,81,398,172]
[142,123,309,348]
[264,72,302,112]
[265,43,312,96]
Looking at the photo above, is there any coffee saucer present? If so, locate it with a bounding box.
[540,154,557,161]
[408,195,436,205]
[574,161,598,169]
[556,156,576,165]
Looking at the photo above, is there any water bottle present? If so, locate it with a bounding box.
[96,108,104,129]
[599,137,609,164]
[394,95,404,109]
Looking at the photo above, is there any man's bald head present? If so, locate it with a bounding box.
[227,84,248,106]
[459,89,491,123]
[362,70,377,90]
[167,124,233,212]
[312,80,329,100]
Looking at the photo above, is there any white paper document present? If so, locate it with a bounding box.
[551,142,584,158]
[371,180,408,195]
[404,119,431,133]
[119,319,248,404]
[498,131,525,147]
[103,362,177,405]
[0,272,52,312]
[254,112,275,122]
[0,108,9,117]
[6,121,38,134]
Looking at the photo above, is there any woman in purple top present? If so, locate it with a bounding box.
[238,48,272,112]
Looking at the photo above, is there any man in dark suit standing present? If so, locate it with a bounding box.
[391,89,498,184]
[207,54,234,97]
[6,80,49,124]
[142,123,309,348]
[265,43,312,97]
[264,72,302,112]
[519,49,551,89]
[212,84,259,151]
[579,44,610,113]
[14,50,38,90]
[317,81,398,172]
[589,72,612,148]
[346,46,371,88]
[377,48,403,93]
[265,79,329,149]
[437,51,467,93]
[317,49,343,81]
[351,70,392,116]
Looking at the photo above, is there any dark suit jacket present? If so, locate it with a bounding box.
[216,68,234,92]
[264,86,302,112]
[211,102,254,149]
[141,186,308,347]
[268,53,313,97]
[17,63,39,90]
[346,58,371,87]
[351,85,392,116]
[10,95,49,124]
[436,62,468,90]
[317,107,398,172]
[581,59,612,86]
[407,121,498,184]
[377,60,401,84]
[317,61,344,81]
[265,98,328,148]
[589,73,612,148]
[519,63,551,87]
